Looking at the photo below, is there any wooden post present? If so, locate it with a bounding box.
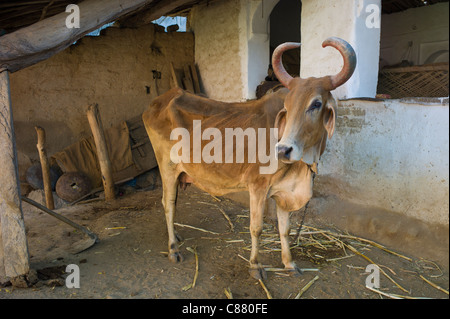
[35,126,54,210]
[0,70,30,280]
[86,104,115,201]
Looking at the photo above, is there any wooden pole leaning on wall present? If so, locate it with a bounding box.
[35,126,54,210]
[0,70,30,283]
[86,104,115,201]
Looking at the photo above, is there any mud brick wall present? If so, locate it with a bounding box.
[10,24,194,171]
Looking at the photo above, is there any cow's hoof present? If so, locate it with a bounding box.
[286,263,303,276]
[168,251,184,263]
[249,265,267,280]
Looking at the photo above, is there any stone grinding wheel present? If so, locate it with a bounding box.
[56,172,92,202]
[26,162,61,190]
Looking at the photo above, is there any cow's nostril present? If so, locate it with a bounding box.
[277,145,293,160]
[284,147,293,157]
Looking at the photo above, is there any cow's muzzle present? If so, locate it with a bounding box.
[276,144,293,162]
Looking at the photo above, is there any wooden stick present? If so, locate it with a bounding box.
[344,242,409,294]
[217,207,234,232]
[224,287,233,299]
[258,279,273,299]
[336,234,412,262]
[170,62,182,88]
[21,197,98,242]
[174,222,220,235]
[365,285,431,299]
[187,246,199,288]
[0,70,30,279]
[419,275,449,295]
[35,126,54,209]
[86,104,115,200]
[190,63,201,94]
[295,275,319,299]
[183,64,194,93]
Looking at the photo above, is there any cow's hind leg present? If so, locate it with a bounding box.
[162,175,184,263]
[277,207,302,276]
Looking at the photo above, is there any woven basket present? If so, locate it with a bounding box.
[377,62,449,98]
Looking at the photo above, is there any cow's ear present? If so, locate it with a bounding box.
[324,96,336,139]
[274,108,287,141]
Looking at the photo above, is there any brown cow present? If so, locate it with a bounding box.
[143,37,356,280]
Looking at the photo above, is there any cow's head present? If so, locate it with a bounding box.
[273,37,356,165]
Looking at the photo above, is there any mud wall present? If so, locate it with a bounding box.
[10,24,194,167]
[190,0,247,102]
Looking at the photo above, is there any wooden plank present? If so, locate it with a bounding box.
[190,62,201,94]
[183,64,194,93]
[0,70,30,280]
[170,62,182,88]
[86,104,115,201]
[0,0,154,72]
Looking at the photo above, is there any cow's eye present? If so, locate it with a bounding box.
[308,100,322,111]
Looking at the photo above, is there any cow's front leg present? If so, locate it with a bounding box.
[162,177,184,263]
[277,207,302,276]
[248,187,267,280]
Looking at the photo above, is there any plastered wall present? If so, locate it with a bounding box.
[190,0,247,102]
[317,98,449,226]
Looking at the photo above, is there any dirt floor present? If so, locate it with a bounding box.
[0,185,448,299]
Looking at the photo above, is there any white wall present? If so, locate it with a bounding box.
[192,0,381,100]
[245,0,279,100]
[300,0,381,99]
[317,98,449,226]
[190,0,280,101]
[380,2,449,67]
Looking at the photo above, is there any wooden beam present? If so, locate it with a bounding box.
[0,0,154,72]
[86,104,115,201]
[35,126,55,210]
[0,70,30,280]
[39,0,56,22]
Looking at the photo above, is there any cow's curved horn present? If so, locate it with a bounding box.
[272,42,301,88]
[322,37,357,89]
